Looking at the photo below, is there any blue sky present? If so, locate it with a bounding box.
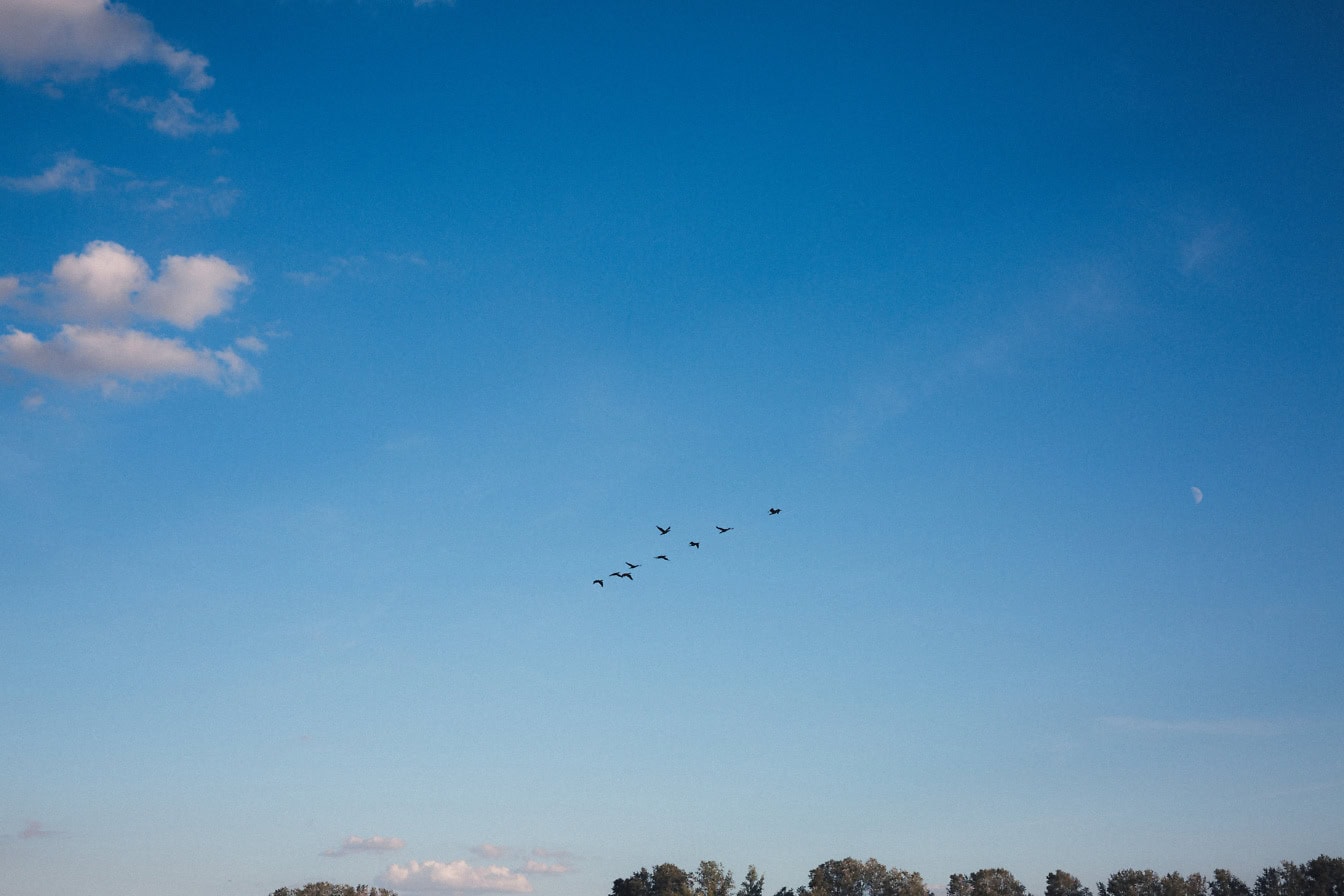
[2,2,1342,895]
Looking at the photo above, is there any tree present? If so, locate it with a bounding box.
[1162,873,1208,896]
[1047,871,1093,896]
[800,857,928,896]
[1212,871,1251,896]
[697,861,736,896]
[1301,856,1344,896]
[614,864,696,896]
[949,869,1027,896]
[269,884,397,896]
[738,866,765,896]
[1257,862,1308,896]
[1099,869,1163,896]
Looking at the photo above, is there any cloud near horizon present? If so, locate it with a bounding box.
[0,0,213,89]
[322,835,407,857]
[0,241,259,396]
[381,860,533,893]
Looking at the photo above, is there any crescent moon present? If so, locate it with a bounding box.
[1191,486,1203,504]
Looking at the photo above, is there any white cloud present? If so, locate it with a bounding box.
[21,391,45,411]
[51,239,149,321]
[234,335,267,354]
[0,0,212,89]
[322,835,407,858]
[109,89,239,138]
[471,844,509,860]
[39,240,248,329]
[140,253,248,328]
[522,861,572,875]
[0,324,258,393]
[1,153,100,193]
[382,860,533,893]
[1,241,258,396]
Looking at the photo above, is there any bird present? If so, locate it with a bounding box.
[769,508,781,515]
[617,571,633,580]
[657,525,671,535]
[608,572,623,578]
[716,526,733,533]
[655,554,669,561]
[688,541,699,548]
[625,562,640,569]
[593,579,604,587]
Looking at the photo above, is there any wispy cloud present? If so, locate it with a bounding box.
[0,0,213,89]
[322,835,407,858]
[381,860,533,893]
[2,154,240,216]
[831,263,1125,447]
[18,820,61,839]
[471,844,510,860]
[0,241,258,396]
[109,89,239,138]
[0,153,102,193]
[523,861,573,875]
[1098,715,1279,736]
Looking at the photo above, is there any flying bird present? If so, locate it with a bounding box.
[657,525,671,535]
[655,554,669,561]
[769,508,781,515]
[716,526,733,533]
[689,541,700,548]
[625,562,640,569]
[593,579,604,587]
[617,571,633,580]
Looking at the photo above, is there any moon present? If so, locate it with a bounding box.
[1191,486,1203,504]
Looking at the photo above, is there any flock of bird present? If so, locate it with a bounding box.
[592,508,781,586]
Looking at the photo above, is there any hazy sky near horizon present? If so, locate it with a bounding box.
[2,2,1342,896]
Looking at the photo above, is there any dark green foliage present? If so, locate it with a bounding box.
[1047,871,1093,896]
[1255,858,1344,896]
[613,864,695,896]
[799,857,928,896]
[1212,871,1251,896]
[949,869,1027,896]
[269,884,396,896]
[1099,870,1162,896]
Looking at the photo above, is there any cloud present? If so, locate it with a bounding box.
[0,0,213,89]
[381,860,533,893]
[19,821,61,839]
[522,861,572,875]
[2,154,240,215]
[0,153,101,193]
[322,835,407,858]
[109,89,239,138]
[1,242,258,396]
[471,844,509,860]
[35,240,248,329]
[0,325,258,393]
[21,391,45,411]
[1098,715,1277,736]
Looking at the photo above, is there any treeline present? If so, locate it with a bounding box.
[608,855,1344,896]
[269,884,397,896]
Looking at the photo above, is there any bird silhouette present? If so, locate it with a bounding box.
[617,571,633,580]
[769,508,781,515]
[689,541,699,548]
[655,554,669,561]
[593,579,604,587]
[716,526,733,533]
[625,562,640,569]
[657,525,671,535]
